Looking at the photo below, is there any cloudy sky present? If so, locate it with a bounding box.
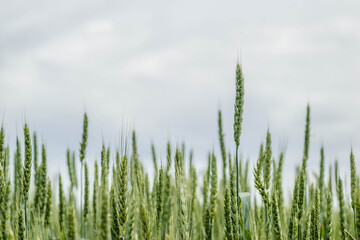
[1,0,360,194]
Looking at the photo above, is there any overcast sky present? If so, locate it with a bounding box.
[1,0,360,194]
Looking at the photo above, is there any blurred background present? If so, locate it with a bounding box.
[1,0,360,196]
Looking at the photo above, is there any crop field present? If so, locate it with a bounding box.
[0,64,358,240]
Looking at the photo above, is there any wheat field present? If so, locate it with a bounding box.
[0,63,358,240]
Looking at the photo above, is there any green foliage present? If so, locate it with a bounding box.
[302,104,311,170]
[337,177,346,240]
[310,189,320,240]
[44,180,52,227]
[33,132,38,172]
[271,192,283,240]
[23,124,32,202]
[233,63,244,147]
[175,150,188,240]
[303,211,311,240]
[17,207,25,240]
[84,162,89,227]
[79,113,88,163]
[100,145,109,240]
[118,155,128,239]
[288,174,299,240]
[111,182,120,239]
[324,191,332,240]
[263,130,272,190]
[59,175,65,231]
[93,160,99,230]
[230,167,239,240]
[224,187,232,240]
[209,153,218,239]
[68,204,76,240]
[275,152,284,215]
[319,146,325,226]
[0,63,359,240]
[156,167,164,239]
[218,110,227,184]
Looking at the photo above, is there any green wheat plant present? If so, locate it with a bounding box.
[0,62,358,240]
